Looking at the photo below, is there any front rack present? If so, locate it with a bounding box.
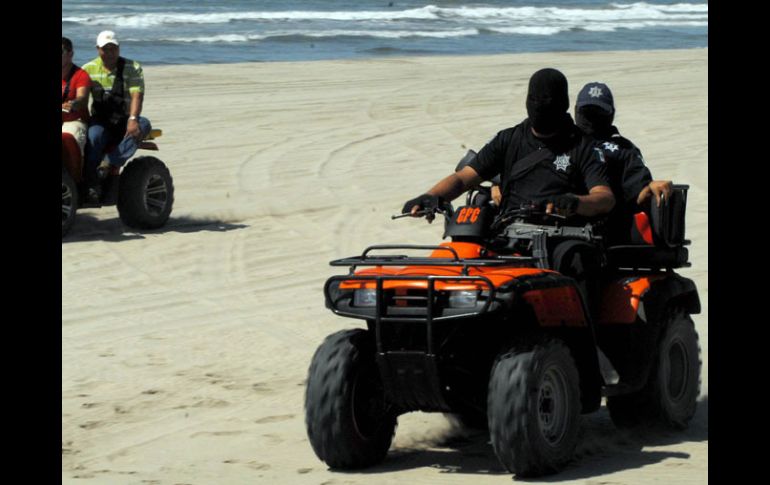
[330,244,536,274]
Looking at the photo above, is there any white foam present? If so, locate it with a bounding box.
[611,2,709,13]
[63,2,708,29]
[164,29,480,43]
[488,26,565,36]
[62,7,441,28]
[300,29,480,39]
[167,34,267,44]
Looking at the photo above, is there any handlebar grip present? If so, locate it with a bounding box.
[392,209,430,220]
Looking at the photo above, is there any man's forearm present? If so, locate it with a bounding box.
[576,189,615,217]
[129,92,143,117]
[426,173,468,202]
[426,165,484,202]
[71,87,89,111]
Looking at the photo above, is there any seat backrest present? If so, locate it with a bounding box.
[606,184,690,271]
[628,184,689,248]
[650,184,689,247]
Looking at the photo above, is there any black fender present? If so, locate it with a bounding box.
[641,273,700,324]
[504,273,603,413]
[595,272,700,393]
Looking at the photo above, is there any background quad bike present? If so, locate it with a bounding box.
[61,130,174,238]
[304,185,700,477]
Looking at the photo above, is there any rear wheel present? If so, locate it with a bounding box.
[487,339,581,477]
[305,329,397,469]
[62,168,78,237]
[117,156,174,229]
[607,310,700,429]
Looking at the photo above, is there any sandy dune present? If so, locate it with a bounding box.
[62,48,708,484]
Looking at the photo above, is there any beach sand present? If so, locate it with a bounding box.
[62,48,708,484]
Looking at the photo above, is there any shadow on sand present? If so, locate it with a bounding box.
[350,396,708,480]
[62,214,248,243]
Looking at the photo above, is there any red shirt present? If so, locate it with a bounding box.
[61,66,91,123]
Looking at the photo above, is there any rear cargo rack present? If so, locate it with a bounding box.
[330,244,535,274]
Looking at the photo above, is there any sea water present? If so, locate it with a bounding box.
[62,0,708,66]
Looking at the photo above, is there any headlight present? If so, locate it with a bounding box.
[353,289,377,307]
[448,290,478,308]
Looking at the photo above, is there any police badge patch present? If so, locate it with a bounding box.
[588,85,603,98]
[553,153,571,172]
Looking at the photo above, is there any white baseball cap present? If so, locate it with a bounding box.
[96,30,119,48]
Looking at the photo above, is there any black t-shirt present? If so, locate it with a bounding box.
[592,126,653,244]
[469,116,610,214]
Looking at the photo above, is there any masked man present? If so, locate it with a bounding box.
[402,68,615,318]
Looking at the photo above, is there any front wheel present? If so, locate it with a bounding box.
[487,339,581,477]
[62,168,78,237]
[117,156,174,229]
[305,329,397,469]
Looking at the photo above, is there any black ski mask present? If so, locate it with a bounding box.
[575,105,615,137]
[526,68,569,135]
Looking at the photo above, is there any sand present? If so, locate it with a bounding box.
[62,47,708,484]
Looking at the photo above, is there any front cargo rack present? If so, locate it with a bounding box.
[330,244,536,275]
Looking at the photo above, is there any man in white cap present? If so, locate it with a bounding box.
[82,30,152,195]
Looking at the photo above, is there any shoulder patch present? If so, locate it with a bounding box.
[610,134,637,150]
[593,147,606,163]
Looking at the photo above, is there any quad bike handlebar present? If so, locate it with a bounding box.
[393,202,568,226]
[391,200,454,221]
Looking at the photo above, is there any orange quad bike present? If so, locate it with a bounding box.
[304,160,700,477]
[61,128,174,237]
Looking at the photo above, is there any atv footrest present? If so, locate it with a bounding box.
[602,381,647,397]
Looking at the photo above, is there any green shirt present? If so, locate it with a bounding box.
[82,56,144,115]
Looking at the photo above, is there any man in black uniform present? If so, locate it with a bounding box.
[402,68,615,317]
[402,69,614,219]
[574,82,672,245]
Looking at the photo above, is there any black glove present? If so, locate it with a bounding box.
[401,193,441,216]
[550,193,579,215]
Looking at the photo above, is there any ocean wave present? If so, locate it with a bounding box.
[61,7,440,27]
[165,34,266,43]
[160,29,480,43]
[611,2,708,12]
[487,18,706,35]
[62,2,708,28]
[134,17,706,45]
[484,26,565,36]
